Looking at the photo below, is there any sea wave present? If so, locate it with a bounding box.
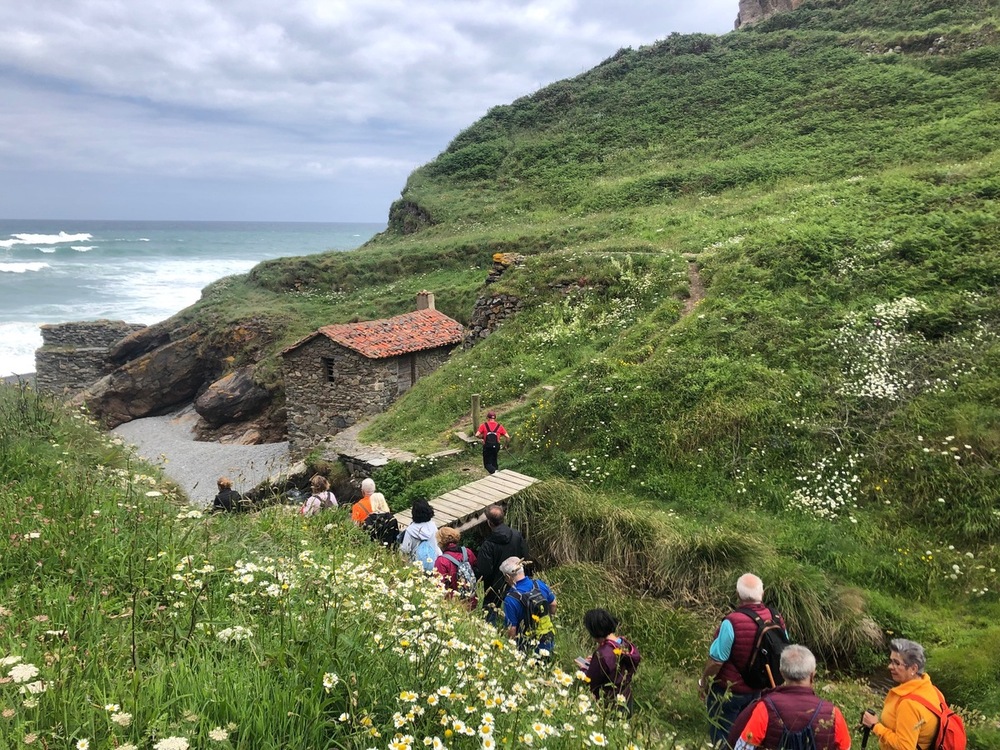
[72,246,95,252]
[0,262,50,273]
[0,322,42,377]
[0,231,93,249]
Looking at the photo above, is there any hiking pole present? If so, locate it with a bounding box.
[858,710,875,749]
[764,664,776,689]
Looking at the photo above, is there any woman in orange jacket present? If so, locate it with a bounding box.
[862,638,942,750]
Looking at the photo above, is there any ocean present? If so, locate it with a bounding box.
[0,219,385,377]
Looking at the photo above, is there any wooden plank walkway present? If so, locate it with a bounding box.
[395,469,538,532]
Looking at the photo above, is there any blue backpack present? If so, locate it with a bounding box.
[412,538,437,573]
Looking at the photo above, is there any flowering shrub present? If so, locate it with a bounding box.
[833,297,927,400]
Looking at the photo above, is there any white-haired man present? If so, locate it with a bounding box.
[500,556,556,657]
[729,645,851,749]
[352,477,376,524]
[699,573,787,748]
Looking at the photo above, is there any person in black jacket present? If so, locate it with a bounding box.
[474,504,529,624]
[212,477,244,512]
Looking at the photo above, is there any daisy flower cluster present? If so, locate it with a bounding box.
[787,450,862,520]
[833,297,926,401]
[167,546,652,748]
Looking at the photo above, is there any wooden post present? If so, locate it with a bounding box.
[471,394,481,437]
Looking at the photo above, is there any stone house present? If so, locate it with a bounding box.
[282,292,463,452]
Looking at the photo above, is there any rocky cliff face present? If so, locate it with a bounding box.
[70,317,282,440]
[735,0,804,29]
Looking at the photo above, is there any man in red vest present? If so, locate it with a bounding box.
[728,645,851,749]
[699,573,787,749]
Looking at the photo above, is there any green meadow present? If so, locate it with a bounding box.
[4,0,1000,746]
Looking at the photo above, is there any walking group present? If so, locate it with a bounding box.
[214,414,966,749]
[700,573,965,750]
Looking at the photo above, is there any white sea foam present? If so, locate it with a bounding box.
[71,245,95,252]
[39,248,57,254]
[0,231,92,249]
[0,322,42,377]
[0,262,50,273]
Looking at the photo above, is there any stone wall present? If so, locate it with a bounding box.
[35,320,146,395]
[464,293,523,348]
[283,337,455,453]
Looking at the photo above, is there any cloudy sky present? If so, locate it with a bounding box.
[0,1,737,223]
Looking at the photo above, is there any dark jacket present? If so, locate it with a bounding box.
[728,684,839,750]
[586,636,642,708]
[715,603,785,695]
[212,489,244,512]
[474,523,529,610]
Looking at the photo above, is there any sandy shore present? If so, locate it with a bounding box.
[113,405,292,507]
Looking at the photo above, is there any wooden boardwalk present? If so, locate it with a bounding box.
[395,469,538,532]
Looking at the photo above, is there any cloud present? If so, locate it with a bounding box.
[0,0,736,220]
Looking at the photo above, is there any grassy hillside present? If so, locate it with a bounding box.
[8,0,1000,745]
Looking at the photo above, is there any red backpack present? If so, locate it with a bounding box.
[901,688,967,750]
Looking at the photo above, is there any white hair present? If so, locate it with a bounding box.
[736,573,764,602]
[780,645,816,682]
[369,492,389,513]
[499,557,524,579]
[360,478,376,496]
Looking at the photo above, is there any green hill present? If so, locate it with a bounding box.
[10,0,1000,745]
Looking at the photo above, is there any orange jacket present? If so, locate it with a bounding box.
[874,673,940,750]
[352,495,372,524]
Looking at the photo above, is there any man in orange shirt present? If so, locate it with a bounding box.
[352,477,376,524]
[729,645,851,750]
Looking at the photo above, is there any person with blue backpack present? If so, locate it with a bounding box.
[728,645,851,750]
[399,498,441,573]
[434,526,479,610]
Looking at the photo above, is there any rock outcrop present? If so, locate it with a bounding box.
[735,0,804,29]
[195,366,272,426]
[73,331,208,428]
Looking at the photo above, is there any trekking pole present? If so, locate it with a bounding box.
[764,664,776,689]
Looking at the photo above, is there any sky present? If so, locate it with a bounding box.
[0,1,737,223]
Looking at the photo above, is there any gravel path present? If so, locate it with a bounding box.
[113,406,292,507]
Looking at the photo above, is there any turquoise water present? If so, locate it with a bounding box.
[0,219,384,376]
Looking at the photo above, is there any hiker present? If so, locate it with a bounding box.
[728,645,851,749]
[500,556,556,657]
[476,410,510,474]
[579,608,642,714]
[474,504,529,624]
[699,573,788,749]
[351,477,376,524]
[212,477,244,512]
[861,639,949,750]
[399,498,441,572]
[434,526,479,609]
[300,474,337,517]
[362,492,399,547]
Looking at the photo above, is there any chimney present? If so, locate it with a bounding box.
[416,291,436,311]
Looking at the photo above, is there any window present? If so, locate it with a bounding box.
[322,357,336,383]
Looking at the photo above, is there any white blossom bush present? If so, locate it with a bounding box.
[833,297,926,400]
[788,451,862,519]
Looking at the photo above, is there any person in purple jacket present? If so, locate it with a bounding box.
[579,608,642,714]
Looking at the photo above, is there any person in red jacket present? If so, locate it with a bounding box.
[728,645,851,749]
[476,411,509,474]
[434,527,478,610]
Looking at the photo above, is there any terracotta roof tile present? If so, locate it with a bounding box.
[283,309,464,360]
